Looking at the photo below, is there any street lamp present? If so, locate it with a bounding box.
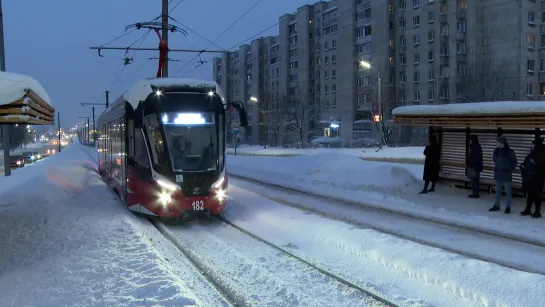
[249,96,258,102]
[359,60,383,149]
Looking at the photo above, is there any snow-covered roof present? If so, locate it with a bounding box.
[123,77,225,110]
[0,71,51,106]
[393,101,545,116]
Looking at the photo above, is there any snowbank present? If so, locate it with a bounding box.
[0,71,51,105]
[227,154,545,246]
[225,184,545,307]
[393,100,545,115]
[0,144,227,306]
[227,145,425,160]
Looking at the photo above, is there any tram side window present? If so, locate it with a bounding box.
[144,114,167,165]
[134,130,150,168]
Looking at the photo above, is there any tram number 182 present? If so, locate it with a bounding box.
[192,200,205,211]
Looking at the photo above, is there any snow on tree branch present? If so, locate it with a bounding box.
[456,66,516,103]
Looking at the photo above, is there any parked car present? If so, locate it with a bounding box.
[10,155,24,168]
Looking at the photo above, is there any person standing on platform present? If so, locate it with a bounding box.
[520,137,545,218]
[467,134,483,198]
[419,138,440,194]
[489,135,517,214]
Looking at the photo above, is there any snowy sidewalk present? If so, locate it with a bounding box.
[227,152,545,247]
[0,144,227,307]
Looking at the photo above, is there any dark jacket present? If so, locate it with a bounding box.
[423,142,441,182]
[493,144,517,182]
[521,143,545,194]
[467,135,483,172]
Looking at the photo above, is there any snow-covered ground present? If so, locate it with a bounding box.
[0,144,229,306]
[214,181,545,306]
[227,151,545,247]
[227,144,425,161]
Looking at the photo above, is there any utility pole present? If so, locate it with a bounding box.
[0,0,9,176]
[377,75,383,150]
[105,90,110,108]
[78,116,91,144]
[162,0,169,77]
[57,112,61,152]
[81,103,105,143]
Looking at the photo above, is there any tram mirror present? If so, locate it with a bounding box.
[237,107,248,127]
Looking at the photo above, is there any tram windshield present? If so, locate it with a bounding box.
[161,112,218,172]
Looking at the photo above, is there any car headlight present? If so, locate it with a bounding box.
[158,192,172,206]
[16,161,20,165]
[211,168,225,189]
[31,155,35,159]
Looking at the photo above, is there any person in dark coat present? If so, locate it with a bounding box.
[520,137,545,218]
[419,138,441,194]
[467,134,483,198]
[489,135,518,214]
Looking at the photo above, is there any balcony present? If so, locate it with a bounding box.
[439,13,448,23]
[456,9,466,19]
[440,33,449,42]
[456,31,465,40]
[456,52,467,60]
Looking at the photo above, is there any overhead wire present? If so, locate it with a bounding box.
[107,29,152,93]
[179,21,280,77]
[172,0,268,76]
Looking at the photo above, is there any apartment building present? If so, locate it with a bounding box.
[214,0,543,144]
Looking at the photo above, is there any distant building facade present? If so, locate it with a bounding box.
[213,0,543,145]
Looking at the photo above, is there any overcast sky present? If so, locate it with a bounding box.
[4,0,311,127]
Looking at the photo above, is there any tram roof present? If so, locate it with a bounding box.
[122,77,225,110]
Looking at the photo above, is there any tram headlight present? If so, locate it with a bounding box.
[215,189,225,201]
[158,192,171,206]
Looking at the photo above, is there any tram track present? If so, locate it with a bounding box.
[151,216,397,307]
[229,174,545,276]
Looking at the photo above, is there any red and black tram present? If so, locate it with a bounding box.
[97,77,247,218]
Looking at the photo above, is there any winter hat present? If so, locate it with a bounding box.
[497,135,507,145]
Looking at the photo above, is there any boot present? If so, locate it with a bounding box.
[419,181,429,194]
[468,194,479,199]
[532,202,541,218]
[489,205,500,212]
[504,207,511,214]
[520,204,532,216]
[428,182,436,192]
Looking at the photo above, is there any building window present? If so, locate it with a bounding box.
[528,34,536,49]
[428,50,434,61]
[414,53,420,64]
[528,59,535,72]
[428,68,435,80]
[400,72,407,83]
[400,36,406,46]
[413,15,420,27]
[456,21,466,32]
[414,90,420,101]
[527,84,534,96]
[413,34,420,45]
[414,71,420,83]
[428,90,435,101]
[399,1,406,10]
[357,8,372,21]
[428,11,435,23]
[400,54,406,65]
[456,42,466,54]
[428,30,435,42]
[413,0,420,8]
[540,57,545,71]
[529,11,536,25]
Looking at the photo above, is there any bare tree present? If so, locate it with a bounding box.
[284,83,321,148]
[259,98,288,147]
[456,65,516,103]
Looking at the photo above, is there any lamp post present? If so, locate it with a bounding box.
[360,60,383,149]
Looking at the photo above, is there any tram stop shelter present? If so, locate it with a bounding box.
[392,101,545,194]
[0,71,54,124]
